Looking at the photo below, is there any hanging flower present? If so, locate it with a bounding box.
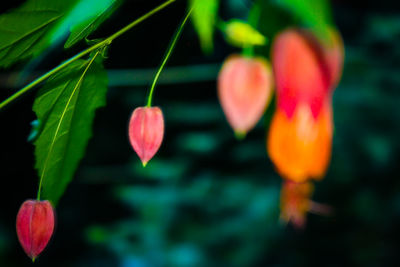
[129,106,164,166]
[267,28,343,182]
[218,55,273,136]
[16,200,55,261]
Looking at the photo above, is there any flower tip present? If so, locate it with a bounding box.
[279,215,305,230]
[142,161,148,168]
[234,130,246,140]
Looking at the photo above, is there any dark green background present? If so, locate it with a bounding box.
[1,0,400,266]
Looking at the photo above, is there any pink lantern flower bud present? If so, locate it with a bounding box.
[16,200,55,261]
[128,106,164,166]
[218,55,273,137]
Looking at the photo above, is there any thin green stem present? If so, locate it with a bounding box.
[146,7,193,107]
[242,4,260,58]
[37,50,101,201]
[242,45,254,57]
[107,0,176,42]
[0,0,177,111]
[216,18,227,32]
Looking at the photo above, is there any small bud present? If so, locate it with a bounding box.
[16,200,55,261]
[128,106,164,166]
[224,19,267,48]
[218,55,273,136]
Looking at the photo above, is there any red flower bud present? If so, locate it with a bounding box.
[218,55,273,136]
[16,200,55,261]
[128,106,164,166]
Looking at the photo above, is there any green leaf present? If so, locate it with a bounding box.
[223,19,267,48]
[64,0,121,48]
[190,0,219,54]
[0,0,75,67]
[273,0,333,38]
[249,0,295,58]
[33,52,108,205]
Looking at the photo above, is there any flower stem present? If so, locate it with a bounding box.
[0,0,177,111]
[146,6,193,107]
[242,4,261,58]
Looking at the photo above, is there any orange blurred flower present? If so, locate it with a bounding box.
[267,28,343,182]
[268,102,333,183]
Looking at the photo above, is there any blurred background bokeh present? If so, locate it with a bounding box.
[1,0,400,266]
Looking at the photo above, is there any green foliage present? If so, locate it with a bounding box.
[190,0,219,54]
[0,0,76,67]
[64,0,121,48]
[0,0,174,206]
[251,0,294,57]
[223,19,267,48]
[0,0,122,67]
[33,53,108,205]
[88,180,280,266]
[273,0,333,38]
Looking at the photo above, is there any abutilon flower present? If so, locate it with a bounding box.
[267,28,344,183]
[129,106,164,166]
[218,55,273,136]
[16,200,55,261]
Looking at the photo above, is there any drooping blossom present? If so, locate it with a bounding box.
[129,106,164,166]
[218,55,273,136]
[268,28,343,182]
[16,200,55,261]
